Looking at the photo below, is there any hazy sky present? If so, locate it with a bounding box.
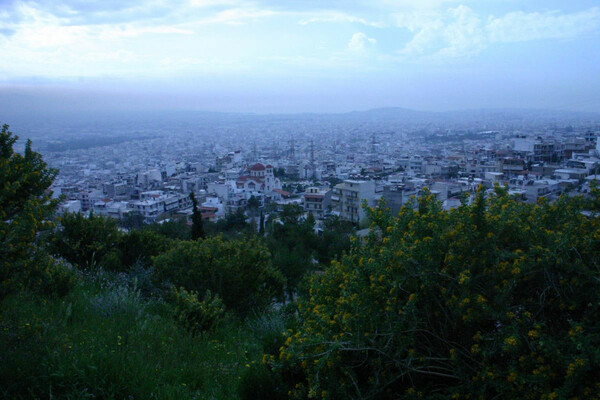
[1,0,599,113]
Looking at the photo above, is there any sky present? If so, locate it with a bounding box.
[0,0,599,113]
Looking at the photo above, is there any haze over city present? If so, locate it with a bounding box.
[1,0,600,114]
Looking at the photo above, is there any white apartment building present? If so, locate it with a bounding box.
[331,180,376,224]
[303,187,331,220]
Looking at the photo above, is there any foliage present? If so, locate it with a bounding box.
[274,167,286,178]
[0,123,75,299]
[239,306,302,400]
[205,207,252,238]
[588,180,600,211]
[316,215,356,265]
[51,211,123,270]
[0,272,262,400]
[190,191,205,240]
[247,194,261,210]
[118,228,172,268]
[145,217,191,240]
[277,186,600,399]
[119,211,145,230]
[268,204,319,300]
[259,210,265,235]
[239,363,289,400]
[153,235,285,315]
[169,287,226,334]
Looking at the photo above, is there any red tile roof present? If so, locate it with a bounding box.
[249,163,266,171]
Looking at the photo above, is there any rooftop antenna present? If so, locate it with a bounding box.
[289,136,296,164]
[310,139,315,167]
[309,139,316,179]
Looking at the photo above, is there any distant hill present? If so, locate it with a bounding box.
[339,107,600,124]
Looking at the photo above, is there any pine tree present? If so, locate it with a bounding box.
[189,192,204,240]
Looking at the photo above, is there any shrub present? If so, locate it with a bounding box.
[51,211,123,270]
[153,235,285,316]
[118,229,172,267]
[170,287,225,334]
[239,363,288,400]
[277,186,600,399]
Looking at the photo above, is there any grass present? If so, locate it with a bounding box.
[0,270,267,400]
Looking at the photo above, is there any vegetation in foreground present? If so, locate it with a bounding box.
[272,187,600,399]
[0,270,269,399]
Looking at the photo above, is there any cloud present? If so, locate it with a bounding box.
[192,8,279,24]
[486,7,600,43]
[348,32,377,51]
[188,0,246,7]
[396,6,600,59]
[1,0,599,81]
[299,12,384,27]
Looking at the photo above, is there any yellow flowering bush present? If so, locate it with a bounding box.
[275,186,600,399]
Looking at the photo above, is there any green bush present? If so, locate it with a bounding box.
[170,287,225,334]
[247,305,299,357]
[153,235,285,316]
[239,363,288,400]
[277,186,600,399]
[118,228,172,267]
[51,211,123,270]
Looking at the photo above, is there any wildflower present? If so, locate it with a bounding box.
[504,336,517,346]
[528,330,538,339]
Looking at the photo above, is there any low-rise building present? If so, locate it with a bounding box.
[303,187,332,219]
[331,180,376,224]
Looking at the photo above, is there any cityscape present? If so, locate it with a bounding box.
[2,0,600,399]
[32,109,600,228]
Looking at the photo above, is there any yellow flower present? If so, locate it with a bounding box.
[504,336,517,346]
[528,330,538,339]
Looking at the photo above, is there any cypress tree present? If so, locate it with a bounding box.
[189,192,205,240]
[259,210,265,235]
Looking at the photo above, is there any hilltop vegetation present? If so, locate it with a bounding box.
[272,187,600,399]
[1,123,600,399]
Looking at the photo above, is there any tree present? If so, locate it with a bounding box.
[51,211,123,270]
[189,192,205,240]
[268,204,318,301]
[247,195,261,211]
[118,229,173,268]
[205,208,251,238]
[276,186,600,399]
[0,124,74,298]
[305,211,316,229]
[153,235,285,316]
[315,215,355,265]
[274,167,286,178]
[259,210,265,235]
[145,217,191,240]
